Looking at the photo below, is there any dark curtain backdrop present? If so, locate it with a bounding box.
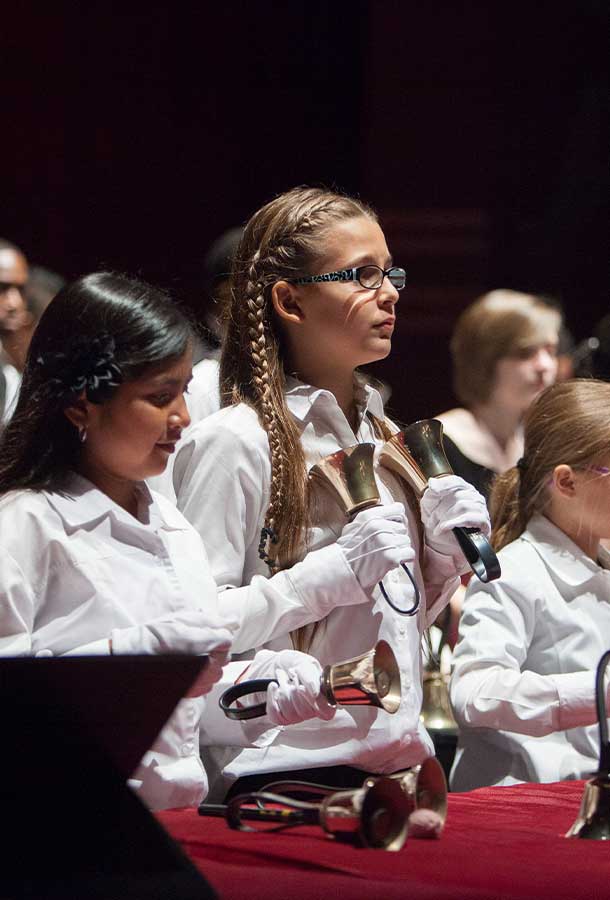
[3,2,608,421]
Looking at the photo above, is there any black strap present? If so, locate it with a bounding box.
[452,527,501,582]
[218,678,276,720]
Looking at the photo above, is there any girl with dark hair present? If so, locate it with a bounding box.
[0,271,329,810]
[450,379,610,790]
[171,186,490,799]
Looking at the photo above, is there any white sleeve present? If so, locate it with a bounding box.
[450,561,600,736]
[174,420,369,654]
[199,659,281,749]
[0,550,35,655]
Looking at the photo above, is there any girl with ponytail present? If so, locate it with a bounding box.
[450,379,610,790]
[172,186,490,799]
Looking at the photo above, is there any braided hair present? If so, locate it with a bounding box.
[221,186,377,571]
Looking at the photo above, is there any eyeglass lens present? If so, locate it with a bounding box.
[358,266,406,290]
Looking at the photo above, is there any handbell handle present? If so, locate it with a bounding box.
[218,678,275,720]
[452,526,501,582]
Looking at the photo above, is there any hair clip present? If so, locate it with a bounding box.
[36,333,123,405]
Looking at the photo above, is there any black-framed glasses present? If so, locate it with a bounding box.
[292,265,406,291]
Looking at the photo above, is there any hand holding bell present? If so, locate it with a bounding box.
[379,419,501,582]
[309,443,421,615]
[220,639,401,720]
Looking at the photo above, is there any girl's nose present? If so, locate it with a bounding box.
[170,397,191,431]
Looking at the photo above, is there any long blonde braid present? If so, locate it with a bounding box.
[243,253,291,565]
[221,186,378,572]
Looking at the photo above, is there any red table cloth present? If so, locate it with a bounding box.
[157,780,610,900]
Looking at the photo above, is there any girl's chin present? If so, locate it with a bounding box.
[361,342,392,364]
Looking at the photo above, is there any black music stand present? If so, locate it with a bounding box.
[0,655,216,899]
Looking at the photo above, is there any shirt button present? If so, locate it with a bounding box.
[398,625,407,637]
[181,742,195,756]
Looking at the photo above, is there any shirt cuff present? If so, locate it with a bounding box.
[286,543,369,616]
[550,670,599,731]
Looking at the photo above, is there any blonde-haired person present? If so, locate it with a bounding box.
[436,290,561,500]
[171,186,490,799]
[449,379,610,791]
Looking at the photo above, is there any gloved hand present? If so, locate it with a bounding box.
[242,649,336,726]
[336,502,415,593]
[110,609,236,697]
[420,476,491,561]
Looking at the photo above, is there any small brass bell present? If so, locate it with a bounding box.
[309,442,420,615]
[219,640,402,720]
[379,419,501,583]
[566,649,610,840]
[420,669,458,736]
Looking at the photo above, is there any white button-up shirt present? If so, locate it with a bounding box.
[0,473,221,810]
[173,378,460,792]
[450,514,610,790]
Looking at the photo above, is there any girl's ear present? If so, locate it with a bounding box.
[271,280,305,324]
[552,464,577,498]
[63,396,89,431]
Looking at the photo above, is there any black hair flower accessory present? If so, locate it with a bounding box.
[36,333,123,405]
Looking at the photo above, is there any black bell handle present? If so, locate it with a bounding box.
[219,678,276,720]
[452,526,501,582]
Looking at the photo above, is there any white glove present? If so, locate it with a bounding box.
[336,502,415,593]
[110,610,236,697]
[243,649,336,726]
[420,476,491,560]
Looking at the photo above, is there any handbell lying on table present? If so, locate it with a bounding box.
[265,755,448,837]
[219,639,401,720]
[199,776,409,850]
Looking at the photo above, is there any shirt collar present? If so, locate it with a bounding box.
[284,375,385,424]
[521,514,610,586]
[45,472,189,532]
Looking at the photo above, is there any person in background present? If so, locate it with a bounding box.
[24,263,66,323]
[149,228,243,501]
[450,379,610,790]
[172,185,490,800]
[436,290,561,501]
[0,239,29,423]
[0,271,330,809]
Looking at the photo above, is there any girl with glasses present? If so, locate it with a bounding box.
[171,185,490,799]
[450,379,610,790]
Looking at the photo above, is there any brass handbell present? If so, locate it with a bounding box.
[316,778,409,849]
[309,442,420,615]
[200,776,409,850]
[365,756,448,826]
[264,756,448,837]
[566,649,610,840]
[219,639,401,720]
[420,669,458,737]
[308,443,381,516]
[379,419,501,583]
[565,777,610,840]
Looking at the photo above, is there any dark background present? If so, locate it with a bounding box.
[3,2,608,422]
